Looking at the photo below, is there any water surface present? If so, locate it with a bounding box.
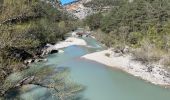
[19,37,170,100]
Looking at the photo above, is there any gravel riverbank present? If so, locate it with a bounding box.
[82,49,170,87]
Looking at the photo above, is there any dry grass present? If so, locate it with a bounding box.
[132,43,166,64]
[160,55,170,68]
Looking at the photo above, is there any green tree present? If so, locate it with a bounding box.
[0,0,82,98]
[85,13,103,30]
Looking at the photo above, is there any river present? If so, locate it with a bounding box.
[15,37,170,100]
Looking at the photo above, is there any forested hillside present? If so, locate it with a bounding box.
[84,0,170,67]
[0,0,81,99]
[84,0,122,11]
[1,0,170,99]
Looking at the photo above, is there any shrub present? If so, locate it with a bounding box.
[132,41,165,63]
[128,32,143,48]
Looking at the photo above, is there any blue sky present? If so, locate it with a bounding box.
[60,0,77,5]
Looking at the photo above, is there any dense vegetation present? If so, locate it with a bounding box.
[1,0,170,99]
[84,0,123,11]
[84,0,170,66]
[0,0,81,99]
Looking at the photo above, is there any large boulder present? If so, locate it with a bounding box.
[49,50,58,54]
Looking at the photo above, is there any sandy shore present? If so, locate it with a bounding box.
[42,37,87,55]
[53,37,87,49]
[82,49,170,86]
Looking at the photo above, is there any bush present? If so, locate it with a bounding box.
[132,41,165,63]
[128,32,143,48]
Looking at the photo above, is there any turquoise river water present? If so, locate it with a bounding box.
[14,37,170,100]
